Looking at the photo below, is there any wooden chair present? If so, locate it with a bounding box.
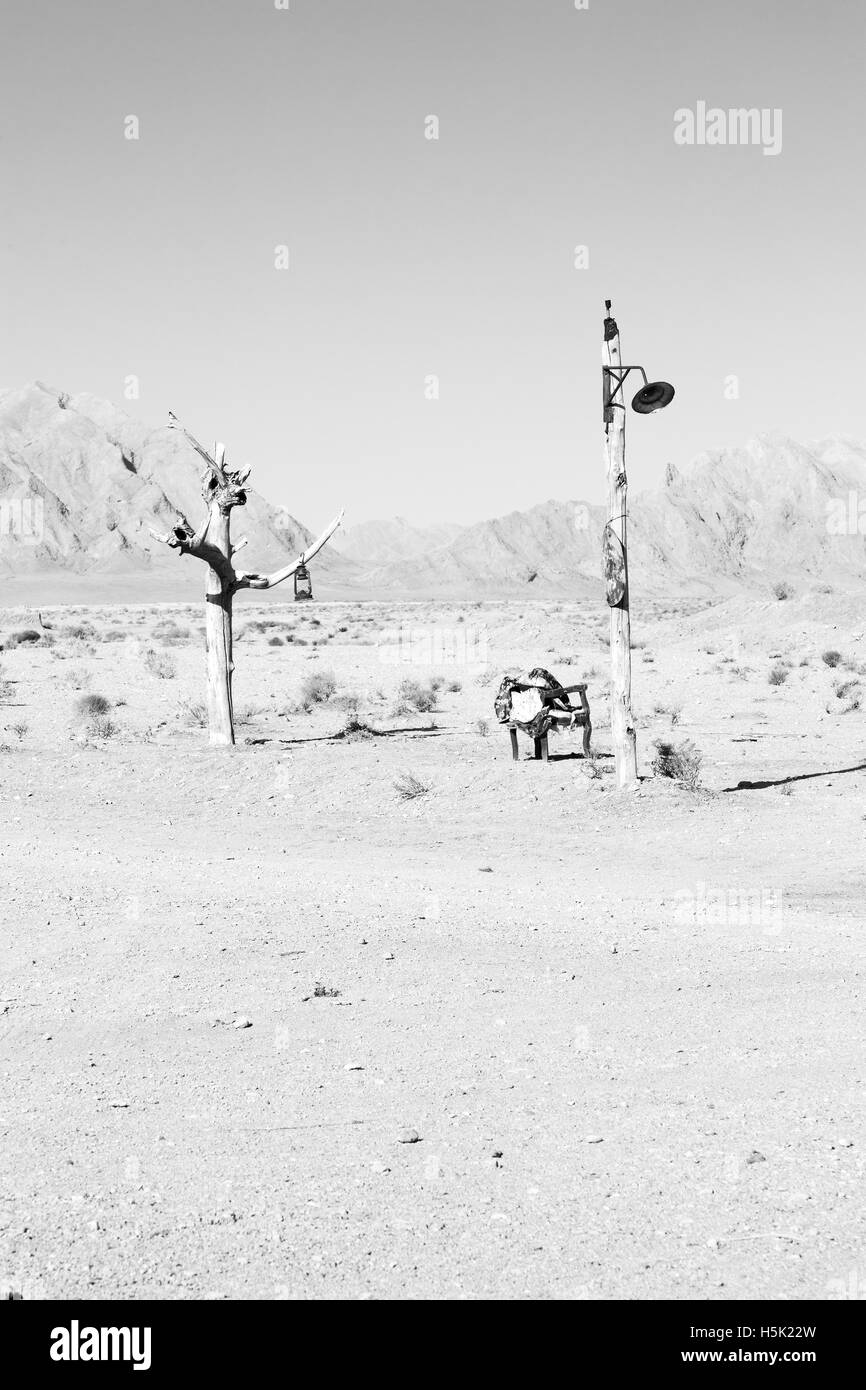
[508,683,592,762]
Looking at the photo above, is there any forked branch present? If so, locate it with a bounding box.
[234,510,345,592]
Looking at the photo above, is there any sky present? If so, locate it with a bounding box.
[2,0,864,529]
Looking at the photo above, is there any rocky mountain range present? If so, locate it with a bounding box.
[0,383,354,589]
[2,383,865,599]
[358,435,866,597]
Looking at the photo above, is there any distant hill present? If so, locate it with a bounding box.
[350,435,866,596]
[2,385,865,600]
[0,383,356,589]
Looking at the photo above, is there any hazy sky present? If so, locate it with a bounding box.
[2,0,864,528]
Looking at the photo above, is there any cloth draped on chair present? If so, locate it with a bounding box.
[494,667,575,740]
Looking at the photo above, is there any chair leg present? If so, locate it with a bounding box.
[533,737,542,760]
[580,691,592,759]
[509,727,519,761]
[540,734,549,762]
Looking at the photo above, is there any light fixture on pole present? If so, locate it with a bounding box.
[601,299,675,790]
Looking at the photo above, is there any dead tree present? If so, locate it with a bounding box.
[150,415,343,747]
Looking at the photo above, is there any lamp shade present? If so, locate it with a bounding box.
[632,381,675,414]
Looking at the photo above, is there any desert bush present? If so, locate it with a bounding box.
[100,628,127,643]
[772,581,794,601]
[397,678,438,713]
[394,772,431,801]
[822,649,843,668]
[833,679,860,701]
[7,629,41,647]
[651,738,703,790]
[143,649,176,679]
[0,677,14,701]
[299,669,337,709]
[768,665,788,686]
[313,983,341,998]
[177,698,207,726]
[152,619,190,644]
[268,635,284,646]
[75,693,111,719]
[475,718,490,736]
[61,665,93,689]
[447,680,462,693]
[335,712,379,741]
[87,715,119,739]
[9,721,28,741]
[64,623,95,641]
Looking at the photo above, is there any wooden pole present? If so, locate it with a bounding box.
[602,301,638,790]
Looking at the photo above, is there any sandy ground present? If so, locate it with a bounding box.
[1,591,865,1300]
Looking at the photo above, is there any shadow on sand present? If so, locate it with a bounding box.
[246,725,449,747]
[722,761,866,792]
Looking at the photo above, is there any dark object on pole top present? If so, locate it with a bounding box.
[602,298,675,421]
[632,380,676,414]
[294,559,313,601]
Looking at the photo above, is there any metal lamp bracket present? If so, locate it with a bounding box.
[603,364,648,422]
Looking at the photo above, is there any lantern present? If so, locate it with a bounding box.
[294,559,313,601]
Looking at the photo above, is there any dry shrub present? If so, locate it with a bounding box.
[152,619,190,645]
[396,678,438,713]
[652,738,703,790]
[75,693,111,719]
[768,665,788,686]
[177,698,207,726]
[822,650,843,668]
[61,666,93,689]
[88,715,119,739]
[143,649,176,679]
[335,713,379,741]
[299,669,337,709]
[394,772,431,801]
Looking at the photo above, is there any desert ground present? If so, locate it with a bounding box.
[1,589,865,1300]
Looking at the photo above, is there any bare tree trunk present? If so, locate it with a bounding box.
[149,417,343,750]
[203,487,235,747]
[603,304,638,790]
